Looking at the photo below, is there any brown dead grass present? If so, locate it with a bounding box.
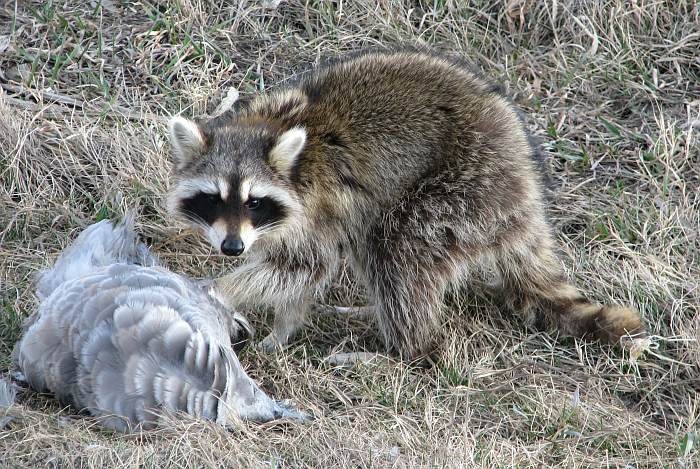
[1,0,698,467]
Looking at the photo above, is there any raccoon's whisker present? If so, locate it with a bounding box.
[183,212,209,229]
[256,221,284,232]
[255,224,284,236]
[257,223,283,233]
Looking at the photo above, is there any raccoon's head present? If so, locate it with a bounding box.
[166,116,306,256]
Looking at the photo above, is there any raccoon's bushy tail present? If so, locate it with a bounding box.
[36,212,158,300]
[528,281,646,344]
[497,237,646,346]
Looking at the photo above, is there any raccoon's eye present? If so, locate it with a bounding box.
[246,198,261,210]
[204,193,220,203]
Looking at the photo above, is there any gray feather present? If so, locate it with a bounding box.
[35,212,158,300]
[0,378,16,408]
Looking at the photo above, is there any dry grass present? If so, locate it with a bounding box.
[1,0,698,467]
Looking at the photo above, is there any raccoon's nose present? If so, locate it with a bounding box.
[221,238,245,256]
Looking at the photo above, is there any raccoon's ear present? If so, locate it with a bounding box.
[269,127,307,175]
[168,116,206,168]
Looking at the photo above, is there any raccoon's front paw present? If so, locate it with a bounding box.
[256,333,288,353]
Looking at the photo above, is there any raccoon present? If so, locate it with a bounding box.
[166,50,645,359]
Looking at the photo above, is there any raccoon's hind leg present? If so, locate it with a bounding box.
[363,242,448,360]
[496,233,646,345]
[359,208,464,360]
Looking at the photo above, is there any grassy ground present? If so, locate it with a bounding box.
[1,0,698,467]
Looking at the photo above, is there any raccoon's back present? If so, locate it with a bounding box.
[304,51,496,125]
[14,263,234,431]
[296,52,524,195]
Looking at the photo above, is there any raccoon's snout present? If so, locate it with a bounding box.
[221,237,245,256]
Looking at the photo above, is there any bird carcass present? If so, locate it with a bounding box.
[12,215,307,431]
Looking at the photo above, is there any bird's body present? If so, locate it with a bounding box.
[13,215,305,431]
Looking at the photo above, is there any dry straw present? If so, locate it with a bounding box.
[1,1,698,467]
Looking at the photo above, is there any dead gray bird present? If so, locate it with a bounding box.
[12,214,307,432]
